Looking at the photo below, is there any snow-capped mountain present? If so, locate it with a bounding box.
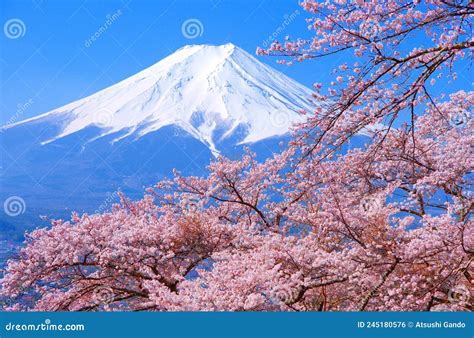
[4,43,313,155]
[0,43,314,242]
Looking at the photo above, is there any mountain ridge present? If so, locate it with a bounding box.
[2,43,314,155]
[0,43,315,241]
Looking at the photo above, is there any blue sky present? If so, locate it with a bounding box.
[0,0,337,125]
[1,0,471,126]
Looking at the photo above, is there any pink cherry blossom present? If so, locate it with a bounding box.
[1,0,472,312]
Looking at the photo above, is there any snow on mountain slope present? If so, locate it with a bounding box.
[3,43,314,154]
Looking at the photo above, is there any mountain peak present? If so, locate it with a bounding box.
[166,43,238,61]
[154,43,241,75]
[178,42,237,51]
[3,43,314,155]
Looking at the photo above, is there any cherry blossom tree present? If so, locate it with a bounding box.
[1,0,472,311]
[258,0,473,156]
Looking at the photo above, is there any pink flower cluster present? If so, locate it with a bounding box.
[1,0,472,311]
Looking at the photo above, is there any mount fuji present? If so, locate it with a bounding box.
[0,43,314,240]
[3,43,314,154]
